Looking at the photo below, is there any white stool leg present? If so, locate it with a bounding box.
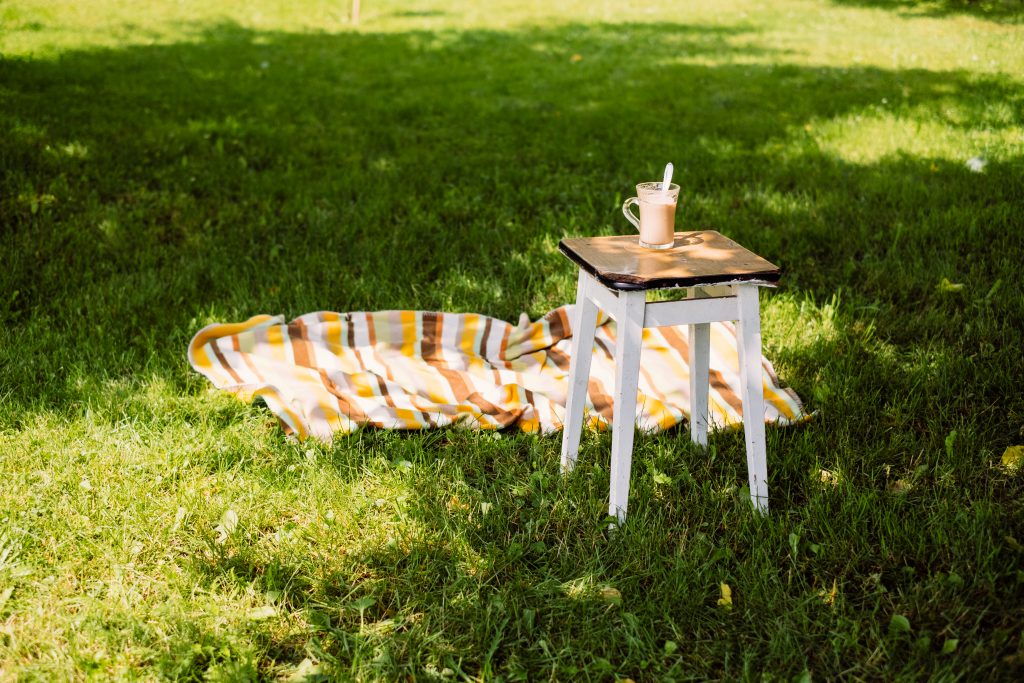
[736,285,768,513]
[609,290,646,523]
[688,287,710,448]
[560,271,600,471]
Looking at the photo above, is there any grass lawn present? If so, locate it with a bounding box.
[2,0,1024,679]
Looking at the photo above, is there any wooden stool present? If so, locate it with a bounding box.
[558,231,781,521]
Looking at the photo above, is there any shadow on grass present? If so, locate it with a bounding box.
[1,20,1021,424]
[176,415,1024,679]
[828,0,1024,23]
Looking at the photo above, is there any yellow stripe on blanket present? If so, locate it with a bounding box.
[187,306,807,440]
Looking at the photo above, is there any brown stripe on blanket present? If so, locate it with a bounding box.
[480,317,493,356]
[211,340,245,385]
[367,313,378,347]
[661,325,743,415]
[288,319,314,368]
[480,318,504,386]
[436,366,472,402]
[547,346,571,371]
[710,368,744,416]
[318,370,369,423]
[660,325,690,360]
[346,313,371,377]
[374,374,397,408]
[588,377,615,421]
[594,336,614,360]
[466,392,523,428]
[546,307,567,341]
[420,311,437,360]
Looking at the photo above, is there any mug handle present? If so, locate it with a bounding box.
[622,197,640,232]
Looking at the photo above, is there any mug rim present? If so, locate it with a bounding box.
[636,181,680,191]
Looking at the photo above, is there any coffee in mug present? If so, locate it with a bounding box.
[622,182,680,249]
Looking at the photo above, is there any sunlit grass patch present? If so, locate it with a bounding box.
[815,108,1024,165]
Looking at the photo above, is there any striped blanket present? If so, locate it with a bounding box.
[188,307,806,441]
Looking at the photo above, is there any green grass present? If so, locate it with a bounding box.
[2,0,1023,679]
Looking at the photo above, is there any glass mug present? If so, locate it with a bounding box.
[622,182,680,249]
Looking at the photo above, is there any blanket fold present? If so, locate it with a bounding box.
[188,306,806,441]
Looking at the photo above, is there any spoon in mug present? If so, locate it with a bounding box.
[661,162,674,195]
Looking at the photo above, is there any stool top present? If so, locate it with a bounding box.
[558,231,781,291]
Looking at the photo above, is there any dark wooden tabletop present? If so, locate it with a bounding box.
[558,231,781,291]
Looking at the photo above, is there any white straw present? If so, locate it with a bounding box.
[661,162,674,192]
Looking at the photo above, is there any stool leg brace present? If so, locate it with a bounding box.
[560,270,769,522]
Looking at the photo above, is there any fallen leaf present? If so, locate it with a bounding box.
[888,478,913,494]
[819,578,838,606]
[570,54,583,63]
[717,582,732,610]
[942,638,959,654]
[214,509,239,544]
[246,605,277,620]
[889,614,912,634]
[286,658,323,682]
[818,469,839,487]
[651,469,672,486]
[1001,445,1024,472]
[600,586,622,605]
